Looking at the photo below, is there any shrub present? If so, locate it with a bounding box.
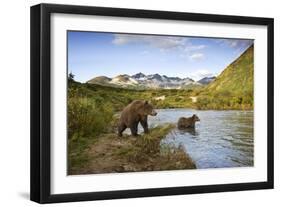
[175,97,182,102]
[67,90,114,140]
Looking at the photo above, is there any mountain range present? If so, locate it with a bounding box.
[87,72,215,89]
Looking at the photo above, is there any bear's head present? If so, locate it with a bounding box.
[192,114,200,122]
[143,101,157,116]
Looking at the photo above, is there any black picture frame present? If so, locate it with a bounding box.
[30,3,274,204]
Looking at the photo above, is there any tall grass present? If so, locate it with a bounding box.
[68,87,114,140]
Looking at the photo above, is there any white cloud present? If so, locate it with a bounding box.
[113,34,207,59]
[216,39,253,48]
[180,44,206,60]
[140,50,149,55]
[189,53,205,61]
[190,69,215,81]
[112,34,187,50]
[184,44,206,51]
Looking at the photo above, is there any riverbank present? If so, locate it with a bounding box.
[68,124,196,175]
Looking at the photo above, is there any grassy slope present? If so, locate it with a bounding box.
[206,45,253,95]
[196,45,254,110]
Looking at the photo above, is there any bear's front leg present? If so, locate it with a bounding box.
[140,118,148,134]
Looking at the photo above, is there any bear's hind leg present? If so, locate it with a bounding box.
[130,123,139,137]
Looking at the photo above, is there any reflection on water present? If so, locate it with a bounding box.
[147,109,254,169]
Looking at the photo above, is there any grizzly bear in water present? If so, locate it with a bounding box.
[177,114,200,129]
[118,100,157,137]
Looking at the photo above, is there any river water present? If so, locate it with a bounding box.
[146,109,254,169]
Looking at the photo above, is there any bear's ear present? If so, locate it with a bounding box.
[144,100,148,104]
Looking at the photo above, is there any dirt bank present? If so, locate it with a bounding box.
[69,124,196,175]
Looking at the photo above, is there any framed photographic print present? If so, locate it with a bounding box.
[30,3,274,203]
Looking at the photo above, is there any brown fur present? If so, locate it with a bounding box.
[118,100,157,137]
[177,114,200,129]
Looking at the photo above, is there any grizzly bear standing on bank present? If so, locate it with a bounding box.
[118,100,157,137]
[177,114,200,129]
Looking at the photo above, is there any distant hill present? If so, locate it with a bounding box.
[197,76,216,85]
[87,76,111,85]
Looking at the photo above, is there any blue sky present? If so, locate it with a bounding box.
[68,31,253,82]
